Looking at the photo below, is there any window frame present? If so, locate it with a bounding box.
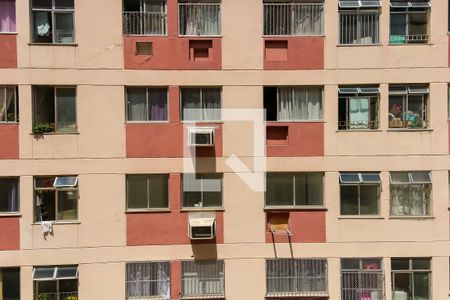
[265,172,325,209]
[126,174,170,211]
[180,87,222,122]
[33,265,79,300]
[275,86,324,122]
[125,261,171,300]
[391,258,431,300]
[338,86,380,130]
[389,2,430,44]
[388,85,429,129]
[178,1,222,37]
[0,177,20,214]
[125,86,169,123]
[34,175,79,223]
[181,260,225,299]
[0,0,16,33]
[340,258,384,300]
[32,86,78,134]
[338,5,381,45]
[339,172,381,216]
[0,86,19,123]
[30,0,76,44]
[123,0,168,36]
[181,173,223,210]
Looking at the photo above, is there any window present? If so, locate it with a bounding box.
[338,86,380,130]
[0,178,19,214]
[388,85,428,129]
[390,1,430,44]
[266,173,323,208]
[181,88,221,121]
[266,259,328,297]
[123,0,167,35]
[126,175,169,210]
[341,258,384,300]
[264,87,323,121]
[33,265,78,300]
[0,86,18,123]
[0,267,20,300]
[181,260,224,299]
[126,262,170,300]
[135,41,153,55]
[391,258,431,300]
[448,85,450,120]
[390,171,431,216]
[33,86,77,133]
[179,1,221,36]
[34,176,78,222]
[340,172,381,215]
[31,0,75,44]
[182,173,222,209]
[263,2,324,36]
[0,0,16,32]
[126,87,168,122]
[339,0,381,44]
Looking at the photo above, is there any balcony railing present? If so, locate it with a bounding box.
[35,292,78,300]
[179,3,221,36]
[389,34,429,44]
[123,12,167,36]
[263,3,324,36]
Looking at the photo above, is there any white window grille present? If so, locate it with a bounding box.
[0,86,18,123]
[179,2,221,36]
[390,1,431,44]
[388,85,429,129]
[123,0,167,35]
[181,260,224,299]
[338,86,380,130]
[266,258,328,297]
[390,171,432,216]
[126,262,171,300]
[341,258,384,300]
[263,3,324,36]
[339,1,381,44]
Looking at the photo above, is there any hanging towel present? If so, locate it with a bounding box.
[41,221,55,235]
[35,12,50,36]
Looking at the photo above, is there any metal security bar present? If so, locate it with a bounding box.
[266,259,328,297]
[123,11,167,35]
[179,3,221,36]
[339,11,380,44]
[341,258,384,300]
[126,262,171,299]
[181,260,224,298]
[263,3,324,35]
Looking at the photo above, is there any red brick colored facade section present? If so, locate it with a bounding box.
[0,34,17,68]
[0,124,19,159]
[0,216,20,250]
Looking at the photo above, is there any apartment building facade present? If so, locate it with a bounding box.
[0,0,449,299]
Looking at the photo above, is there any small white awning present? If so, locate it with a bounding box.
[189,218,215,227]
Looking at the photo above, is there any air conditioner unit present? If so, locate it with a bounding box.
[188,217,216,240]
[188,127,215,147]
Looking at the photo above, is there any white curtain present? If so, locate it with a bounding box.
[183,4,220,35]
[293,4,322,35]
[391,185,429,216]
[202,89,221,121]
[277,88,322,121]
[157,263,170,299]
[128,88,147,121]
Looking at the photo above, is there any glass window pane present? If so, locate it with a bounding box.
[127,88,147,121]
[412,258,430,270]
[56,266,78,279]
[35,177,55,188]
[6,87,16,122]
[410,172,431,184]
[55,0,74,9]
[2,268,20,299]
[183,191,202,208]
[202,88,221,121]
[408,12,428,36]
[33,267,56,280]
[148,175,168,208]
[36,190,56,221]
[147,88,168,121]
[389,95,405,126]
[59,279,78,294]
[55,88,76,132]
[54,13,74,43]
[32,0,52,9]
[360,173,381,183]
[36,280,57,294]
[360,185,379,215]
[57,190,77,220]
[266,173,294,206]
[390,172,410,184]
[340,185,359,215]
[295,173,323,206]
[127,176,148,209]
[33,11,53,43]
[390,13,407,37]
[392,259,410,270]
[54,176,78,188]
[413,273,430,299]
[203,192,222,207]
[0,0,16,32]
[181,89,201,121]
[407,95,425,128]
[393,273,411,297]
[340,173,360,184]
[33,87,55,126]
[0,178,19,213]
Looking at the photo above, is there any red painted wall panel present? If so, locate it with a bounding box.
[266,211,326,243]
[266,122,324,157]
[0,217,20,250]
[0,34,17,68]
[0,124,19,159]
[264,37,324,70]
[127,174,224,246]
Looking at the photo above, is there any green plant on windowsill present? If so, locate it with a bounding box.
[32,123,55,135]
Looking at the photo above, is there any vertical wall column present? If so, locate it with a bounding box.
[167,0,179,37]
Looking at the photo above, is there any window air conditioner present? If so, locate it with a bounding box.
[188,217,216,240]
[188,127,215,147]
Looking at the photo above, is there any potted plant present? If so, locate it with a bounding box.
[32,123,55,135]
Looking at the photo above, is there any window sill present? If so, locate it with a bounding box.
[123,34,168,37]
[180,207,224,212]
[337,43,382,47]
[388,43,432,46]
[336,129,382,132]
[28,42,78,47]
[126,209,171,213]
[33,221,80,225]
[263,34,326,38]
[387,128,433,132]
[126,121,169,124]
[389,216,435,220]
[0,213,21,217]
[339,216,384,220]
[30,132,80,136]
[0,122,19,125]
[266,120,325,124]
[181,120,224,124]
[178,35,222,38]
[265,206,327,211]
[0,32,18,35]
